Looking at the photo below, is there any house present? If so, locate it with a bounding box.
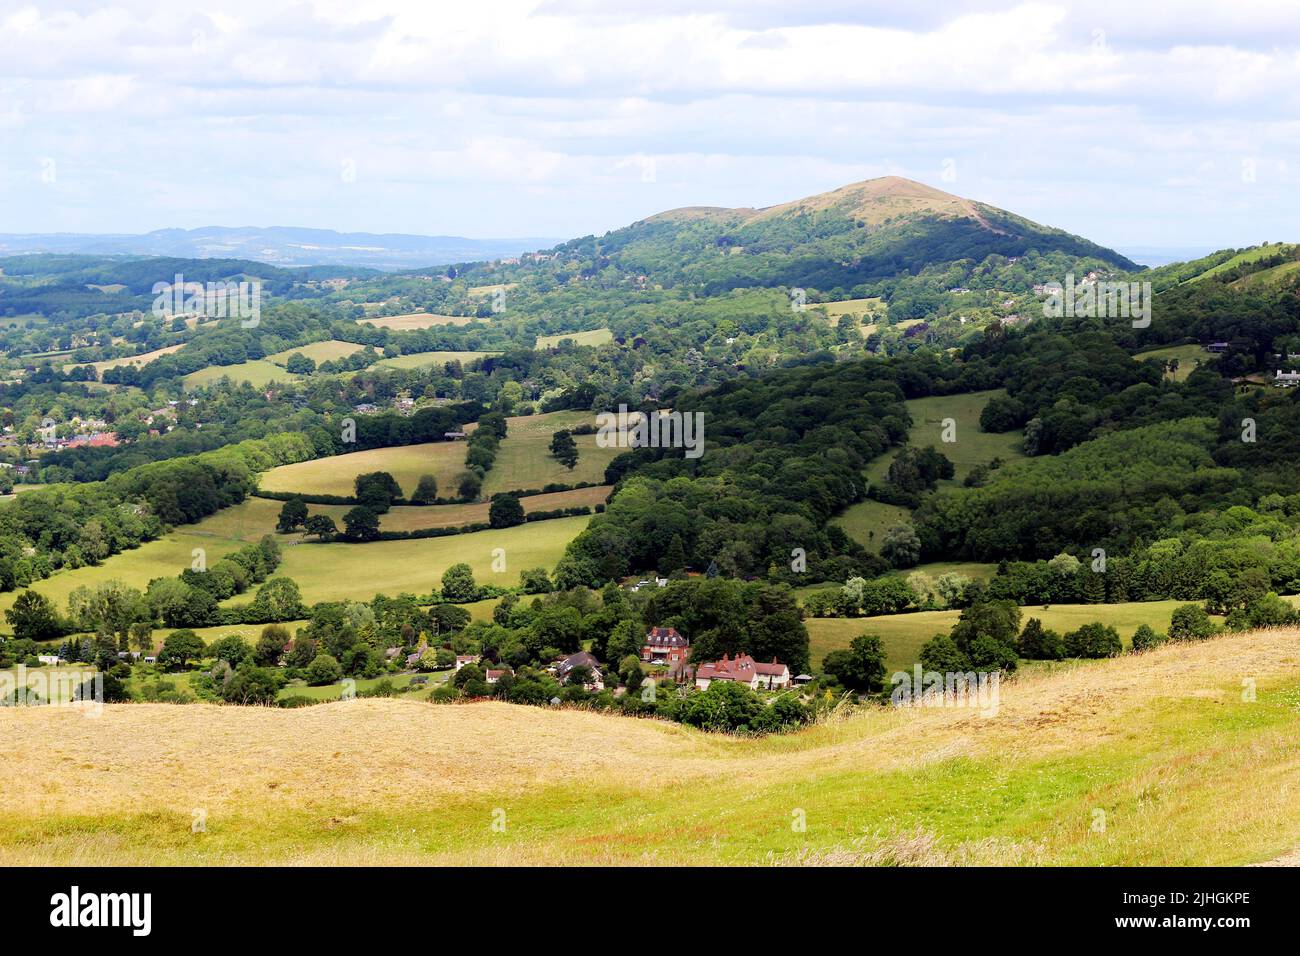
[484,667,512,685]
[455,654,481,671]
[353,402,379,414]
[37,655,61,666]
[1274,370,1300,387]
[793,674,814,686]
[694,654,791,691]
[641,626,689,666]
[443,431,467,440]
[1205,342,1230,354]
[555,651,604,691]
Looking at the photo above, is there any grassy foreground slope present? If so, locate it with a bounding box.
[2,628,1297,865]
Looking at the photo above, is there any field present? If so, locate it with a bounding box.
[481,410,621,494]
[836,389,1024,550]
[182,360,301,390]
[357,313,475,330]
[62,343,185,374]
[266,340,364,365]
[0,534,244,631]
[235,516,590,605]
[534,328,613,349]
[198,486,610,540]
[1133,343,1209,382]
[259,442,469,498]
[372,350,499,370]
[3,627,1298,864]
[0,511,588,628]
[1187,243,1296,283]
[806,598,1217,672]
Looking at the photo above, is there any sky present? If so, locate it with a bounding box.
[1,0,1298,251]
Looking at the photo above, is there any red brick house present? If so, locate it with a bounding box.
[694,654,791,691]
[641,626,690,666]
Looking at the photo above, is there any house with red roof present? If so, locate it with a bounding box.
[694,654,791,691]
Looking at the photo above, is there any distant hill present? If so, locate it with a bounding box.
[563,176,1139,294]
[0,227,561,271]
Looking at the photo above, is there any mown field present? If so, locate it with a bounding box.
[182,360,300,390]
[265,340,365,365]
[259,441,469,498]
[805,597,1224,672]
[371,350,500,371]
[3,628,1297,865]
[259,517,589,605]
[0,512,589,631]
[357,313,475,330]
[196,486,610,540]
[534,328,613,349]
[63,343,185,374]
[481,410,621,494]
[1133,343,1209,382]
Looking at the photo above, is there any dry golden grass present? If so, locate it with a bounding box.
[3,628,1299,865]
[357,313,475,330]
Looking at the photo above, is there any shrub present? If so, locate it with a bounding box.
[1169,604,1218,642]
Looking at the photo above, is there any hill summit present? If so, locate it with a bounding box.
[573,176,1137,294]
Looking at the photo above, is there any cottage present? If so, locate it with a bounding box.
[1274,370,1300,388]
[484,667,512,685]
[694,654,791,691]
[455,654,481,671]
[555,651,604,691]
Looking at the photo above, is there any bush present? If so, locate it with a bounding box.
[305,653,343,685]
[1063,622,1122,659]
[1169,604,1218,642]
[1130,623,1168,652]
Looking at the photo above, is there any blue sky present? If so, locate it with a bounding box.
[1,0,1297,250]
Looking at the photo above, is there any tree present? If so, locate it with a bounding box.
[488,494,525,528]
[1130,624,1167,652]
[355,471,402,513]
[254,624,291,666]
[519,567,553,593]
[456,470,482,501]
[549,430,579,469]
[918,633,970,672]
[284,352,316,375]
[1063,622,1122,659]
[658,534,687,575]
[5,590,61,642]
[411,474,439,504]
[157,629,206,670]
[1017,618,1065,660]
[880,525,922,568]
[441,563,478,602]
[821,634,887,692]
[1169,604,1217,642]
[305,654,342,685]
[222,663,285,704]
[249,577,305,622]
[304,514,337,540]
[208,635,253,666]
[949,601,1021,671]
[343,506,381,541]
[276,497,308,533]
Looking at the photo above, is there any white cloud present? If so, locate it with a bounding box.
[0,0,1296,247]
